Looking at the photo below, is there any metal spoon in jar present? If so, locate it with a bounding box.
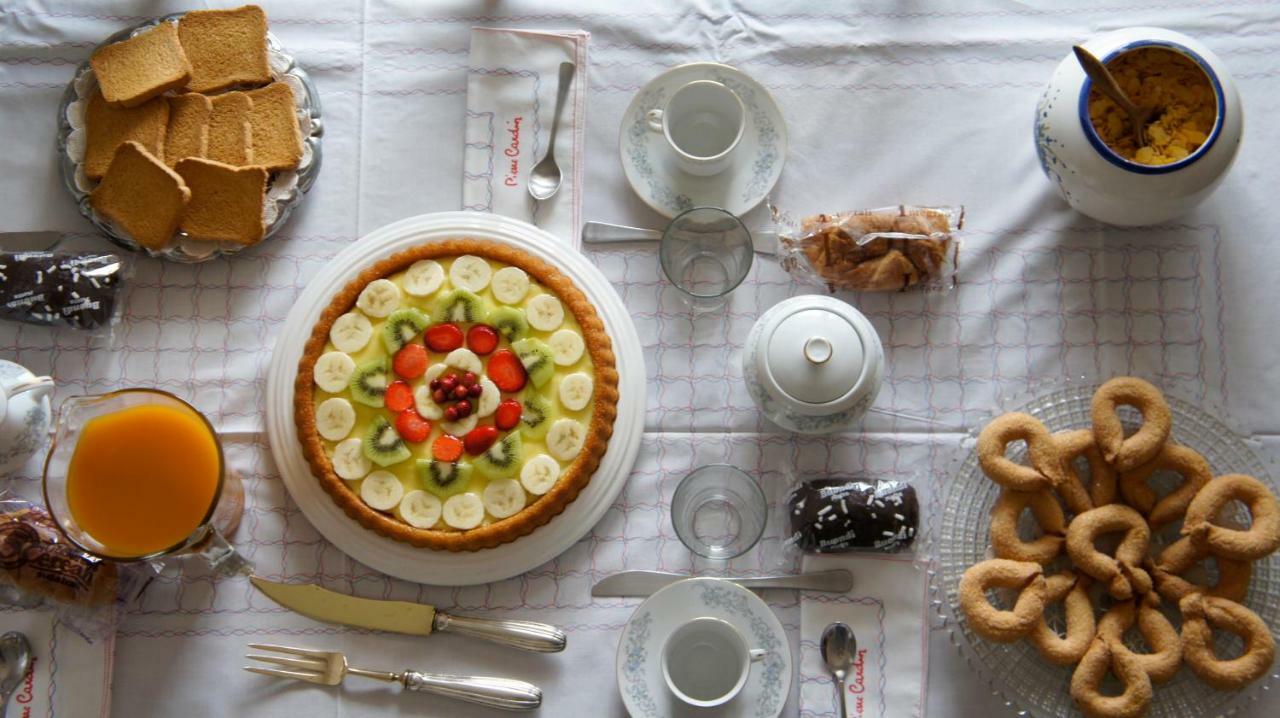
[528,62,576,201]
[1072,45,1160,148]
[0,632,32,718]
[820,622,856,718]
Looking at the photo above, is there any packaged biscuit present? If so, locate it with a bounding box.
[784,478,918,554]
[0,251,128,332]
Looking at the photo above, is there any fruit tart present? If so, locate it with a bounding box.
[295,239,619,551]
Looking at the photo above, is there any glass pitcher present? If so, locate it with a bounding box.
[42,388,250,576]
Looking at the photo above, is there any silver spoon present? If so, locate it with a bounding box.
[820,622,856,718]
[0,632,32,718]
[528,61,576,201]
[1072,45,1159,148]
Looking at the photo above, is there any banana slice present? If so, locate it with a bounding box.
[491,266,530,304]
[546,418,585,461]
[548,329,584,366]
[558,372,593,412]
[360,470,404,511]
[482,479,527,519]
[398,490,442,528]
[475,377,500,417]
[330,313,374,353]
[356,278,401,318]
[331,438,371,480]
[440,413,477,436]
[442,492,485,529]
[313,351,356,393]
[403,260,445,297]
[448,256,492,293]
[444,347,482,374]
[526,294,564,332]
[413,384,444,420]
[316,397,357,441]
[520,454,561,495]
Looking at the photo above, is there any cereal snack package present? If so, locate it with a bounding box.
[773,203,963,293]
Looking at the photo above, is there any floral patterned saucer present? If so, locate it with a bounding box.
[616,577,791,718]
[619,63,788,219]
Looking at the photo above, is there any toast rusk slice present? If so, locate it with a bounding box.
[89,21,191,107]
[206,91,254,166]
[178,5,272,93]
[89,141,190,251]
[164,93,213,167]
[244,82,303,171]
[175,157,267,245]
[84,91,168,181]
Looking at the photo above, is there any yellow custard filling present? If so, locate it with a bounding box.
[311,255,594,530]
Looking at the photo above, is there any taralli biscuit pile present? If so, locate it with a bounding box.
[960,377,1280,717]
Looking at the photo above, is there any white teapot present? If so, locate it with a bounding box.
[0,360,54,475]
[742,295,884,434]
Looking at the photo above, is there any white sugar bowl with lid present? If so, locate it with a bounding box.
[742,295,885,434]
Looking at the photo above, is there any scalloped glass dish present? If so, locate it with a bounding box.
[931,381,1279,717]
[56,13,324,263]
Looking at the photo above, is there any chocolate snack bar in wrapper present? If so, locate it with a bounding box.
[775,205,963,292]
[0,505,117,607]
[785,478,918,553]
[0,251,127,331]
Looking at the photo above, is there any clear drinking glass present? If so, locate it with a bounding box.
[658,207,754,312]
[671,465,767,560]
[42,388,250,575]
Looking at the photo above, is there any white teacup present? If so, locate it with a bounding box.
[0,363,54,474]
[646,80,745,177]
[661,617,766,707]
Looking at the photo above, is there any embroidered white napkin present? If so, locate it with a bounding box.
[799,554,930,718]
[463,28,589,248]
[0,608,113,718]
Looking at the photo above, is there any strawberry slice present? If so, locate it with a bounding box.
[494,399,522,431]
[395,409,431,443]
[463,425,499,456]
[467,324,499,355]
[393,343,428,379]
[425,323,464,353]
[432,434,464,462]
[487,349,527,392]
[384,380,414,412]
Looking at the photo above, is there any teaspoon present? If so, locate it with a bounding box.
[0,632,32,718]
[820,622,856,718]
[528,62,576,201]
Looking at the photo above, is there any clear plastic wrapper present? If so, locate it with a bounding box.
[783,477,918,554]
[773,204,963,292]
[0,251,128,333]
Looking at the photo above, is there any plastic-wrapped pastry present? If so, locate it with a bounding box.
[0,505,117,607]
[785,478,917,553]
[0,251,128,331]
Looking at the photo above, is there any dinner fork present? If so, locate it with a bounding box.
[244,643,542,711]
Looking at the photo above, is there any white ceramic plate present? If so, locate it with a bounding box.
[264,212,645,585]
[620,62,788,219]
[616,578,791,718]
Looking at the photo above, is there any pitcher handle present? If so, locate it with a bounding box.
[192,527,254,577]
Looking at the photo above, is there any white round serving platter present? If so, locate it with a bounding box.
[265,212,646,585]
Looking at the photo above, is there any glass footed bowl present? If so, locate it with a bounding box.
[931,380,1280,718]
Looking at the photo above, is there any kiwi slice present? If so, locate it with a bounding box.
[415,459,474,498]
[489,306,529,342]
[381,307,430,352]
[349,357,390,407]
[475,433,524,480]
[511,338,555,388]
[363,416,411,467]
[432,289,490,324]
[519,392,555,440]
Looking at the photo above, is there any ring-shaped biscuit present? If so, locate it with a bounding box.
[1091,377,1172,472]
[1152,536,1251,603]
[1119,443,1211,529]
[1066,504,1152,600]
[1028,572,1096,665]
[978,412,1066,492]
[1070,636,1154,718]
[990,489,1066,564]
[1097,601,1183,683]
[1182,473,1280,561]
[958,559,1047,642]
[1180,593,1277,691]
[1053,428,1117,514]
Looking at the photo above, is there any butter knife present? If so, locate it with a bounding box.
[250,576,566,652]
[590,569,853,598]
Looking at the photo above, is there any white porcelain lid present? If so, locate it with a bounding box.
[764,307,866,405]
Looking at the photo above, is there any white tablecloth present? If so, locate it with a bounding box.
[2,1,1280,716]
